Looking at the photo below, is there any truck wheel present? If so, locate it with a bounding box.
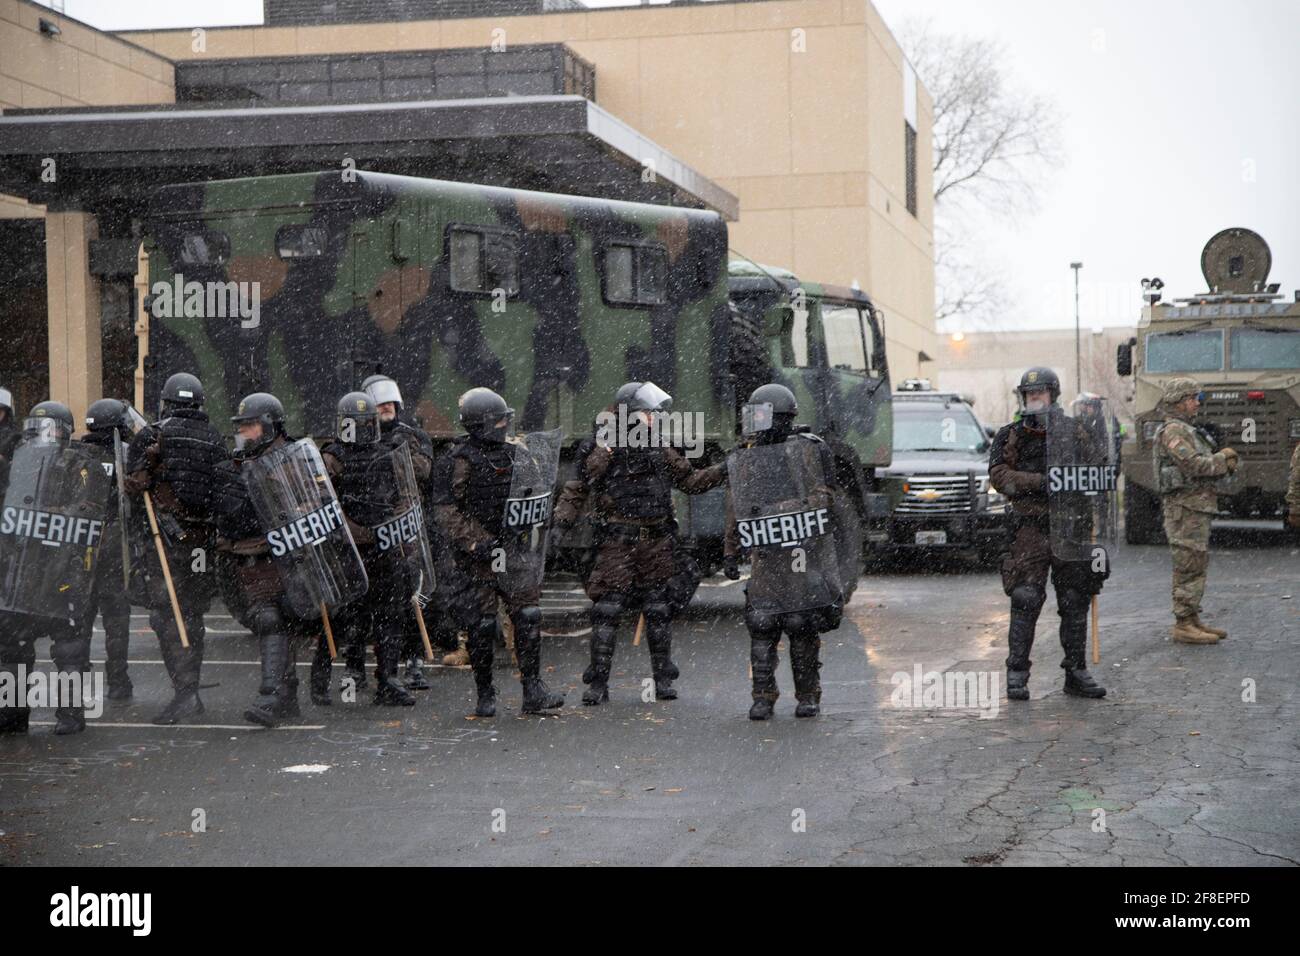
[1124,483,1165,545]
[728,301,773,414]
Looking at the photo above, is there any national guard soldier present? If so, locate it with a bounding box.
[433,387,565,717]
[1287,441,1300,531]
[724,384,850,720]
[215,393,369,727]
[123,372,227,725]
[554,382,727,706]
[316,391,434,707]
[361,374,436,691]
[1153,378,1239,644]
[989,368,1108,700]
[82,399,148,701]
[0,402,113,734]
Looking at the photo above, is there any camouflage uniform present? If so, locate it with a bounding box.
[1153,378,1235,640]
[1286,443,1300,528]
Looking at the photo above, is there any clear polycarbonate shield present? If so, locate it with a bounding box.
[727,439,844,614]
[498,428,563,595]
[0,441,112,624]
[633,382,672,413]
[113,431,132,591]
[243,438,369,618]
[1047,401,1119,567]
[370,442,436,603]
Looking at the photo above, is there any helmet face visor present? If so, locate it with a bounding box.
[125,405,148,436]
[24,417,67,445]
[741,401,774,437]
[0,388,12,413]
[634,381,672,414]
[338,413,381,444]
[366,379,403,408]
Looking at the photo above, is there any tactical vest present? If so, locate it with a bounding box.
[452,439,515,537]
[81,432,120,511]
[324,438,402,528]
[1153,419,1216,495]
[157,410,225,514]
[212,460,262,542]
[599,446,673,521]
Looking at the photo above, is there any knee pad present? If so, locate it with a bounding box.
[591,597,625,627]
[514,605,542,627]
[744,606,779,636]
[250,606,283,638]
[782,612,809,636]
[642,601,672,624]
[1056,586,1089,617]
[1010,584,1046,614]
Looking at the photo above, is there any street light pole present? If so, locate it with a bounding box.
[1070,261,1083,399]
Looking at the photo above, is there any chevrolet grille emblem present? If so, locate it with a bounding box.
[914,489,946,501]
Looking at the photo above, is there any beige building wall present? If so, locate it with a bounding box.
[938,326,1138,428]
[120,0,937,379]
[0,0,175,219]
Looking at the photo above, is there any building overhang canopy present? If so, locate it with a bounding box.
[0,94,738,220]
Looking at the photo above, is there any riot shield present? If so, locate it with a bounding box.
[243,438,369,619]
[369,442,436,603]
[727,439,845,614]
[0,441,112,624]
[498,429,563,596]
[1046,403,1118,567]
[829,485,862,603]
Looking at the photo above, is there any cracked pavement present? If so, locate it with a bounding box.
[1,527,1296,866]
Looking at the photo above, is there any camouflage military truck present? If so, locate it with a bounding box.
[1117,228,1300,543]
[138,170,892,574]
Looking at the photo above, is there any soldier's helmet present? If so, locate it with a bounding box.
[85,398,146,439]
[1016,367,1060,403]
[458,387,513,443]
[231,392,286,455]
[337,391,380,444]
[362,374,403,411]
[615,381,673,414]
[24,400,75,444]
[1161,378,1202,407]
[160,372,205,415]
[743,383,798,439]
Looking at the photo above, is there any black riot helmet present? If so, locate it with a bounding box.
[1015,367,1060,425]
[85,398,147,440]
[337,391,380,444]
[160,372,205,416]
[230,392,286,455]
[458,387,513,443]
[614,381,673,415]
[24,400,75,444]
[742,383,798,442]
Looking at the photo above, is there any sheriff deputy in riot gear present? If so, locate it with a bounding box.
[1153,378,1239,644]
[0,386,19,487]
[723,384,841,720]
[316,392,419,707]
[213,393,304,727]
[0,402,107,734]
[433,387,565,717]
[124,372,227,725]
[82,399,143,701]
[360,374,435,691]
[989,368,1107,701]
[554,381,727,706]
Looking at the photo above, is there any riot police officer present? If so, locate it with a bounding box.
[433,387,565,717]
[82,398,144,701]
[0,386,19,485]
[124,372,226,725]
[724,384,844,719]
[316,391,423,707]
[989,368,1107,701]
[361,374,435,691]
[0,402,110,734]
[554,382,727,706]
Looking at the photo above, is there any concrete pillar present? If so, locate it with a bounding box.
[44,210,101,425]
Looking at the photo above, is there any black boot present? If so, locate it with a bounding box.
[1006,607,1037,702]
[515,608,564,714]
[343,640,368,690]
[404,657,431,691]
[152,633,206,725]
[790,634,822,718]
[644,604,679,701]
[278,672,301,720]
[581,622,616,706]
[245,633,290,728]
[103,601,133,701]
[310,639,332,706]
[54,707,86,735]
[1060,596,1106,699]
[374,638,416,707]
[468,618,497,717]
[748,635,779,720]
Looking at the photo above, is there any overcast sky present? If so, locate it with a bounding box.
[37,0,1300,333]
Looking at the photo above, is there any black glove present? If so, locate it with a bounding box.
[723,556,740,580]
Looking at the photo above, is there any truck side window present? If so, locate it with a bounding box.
[178,231,230,267]
[275,224,328,259]
[602,241,667,306]
[448,226,519,296]
[822,303,869,372]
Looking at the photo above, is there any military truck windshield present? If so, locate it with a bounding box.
[822,303,870,371]
[893,402,987,453]
[1145,330,1224,372]
[1230,328,1300,369]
